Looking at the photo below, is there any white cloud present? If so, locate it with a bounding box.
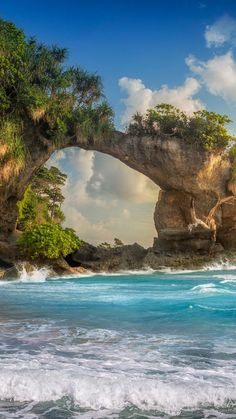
[87,152,157,204]
[50,148,158,247]
[62,149,118,209]
[62,206,113,244]
[119,76,203,125]
[186,52,236,103]
[205,15,236,48]
[63,204,156,247]
[72,149,94,180]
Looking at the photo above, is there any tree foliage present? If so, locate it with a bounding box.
[0,119,25,166]
[18,223,81,259]
[32,166,67,220]
[17,165,82,259]
[114,238,124,247]
[98,242,112,249]
[98,238,124,249]
[0,18,114,158]
[128,104,235,151]
[227,143,236,185]
[17,165,67,230]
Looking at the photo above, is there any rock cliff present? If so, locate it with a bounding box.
[0,122,235,253]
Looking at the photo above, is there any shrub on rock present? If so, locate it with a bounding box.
[18,223,81,259]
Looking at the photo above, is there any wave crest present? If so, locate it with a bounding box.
[0,369,235,415]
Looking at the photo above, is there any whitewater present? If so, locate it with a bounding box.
[1,267,236,418]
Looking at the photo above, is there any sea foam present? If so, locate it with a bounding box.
[18,264,50,282]
[0,368,235,415]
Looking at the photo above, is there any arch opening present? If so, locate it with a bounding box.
[47,148,158,249]
[0,129,236,256]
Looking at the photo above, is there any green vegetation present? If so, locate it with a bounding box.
[0,18,114,166]
[0,119,26,180]
[18,223,81,259]
[18,165,81,259]
[0,17,108,258]
[227,143,236,185]
[98,238,124,249]
[98,242,112,249]
[0,18,232,156]
[114,237,124,247]
[17,166,67,230]
[2,18,236,259]
[0,119,25,163]
[0,19,235,159]
[128,104,235,151]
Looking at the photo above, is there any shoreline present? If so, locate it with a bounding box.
[1,249,236,281]
[1,236,236,281]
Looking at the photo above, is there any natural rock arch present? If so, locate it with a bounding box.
[1,18,235,253]
[0,125,235,251]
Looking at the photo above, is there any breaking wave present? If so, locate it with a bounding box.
[0,369,235,416]
[18,264,50,282]
[1,268,236,417]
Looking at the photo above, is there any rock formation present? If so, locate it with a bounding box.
[70,242,148,272]
[70,241,227,273]
[0,123,235,252]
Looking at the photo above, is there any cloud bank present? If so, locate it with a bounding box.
[49,148,157,247]
[119,76,203,125]
[186,52,236,103]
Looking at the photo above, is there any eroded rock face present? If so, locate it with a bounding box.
[0,124,234,252]
[154,189,225,252]
[218,201,236,249]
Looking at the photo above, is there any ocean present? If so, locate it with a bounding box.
[0,265,236,418]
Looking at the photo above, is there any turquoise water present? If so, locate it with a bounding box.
[1,267,236,418]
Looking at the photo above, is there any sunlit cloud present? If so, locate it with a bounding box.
[119,76,203,125]
[186,52,236,103]
[48,148,158,247]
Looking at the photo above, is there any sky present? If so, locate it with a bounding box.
[1,0,236,246]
